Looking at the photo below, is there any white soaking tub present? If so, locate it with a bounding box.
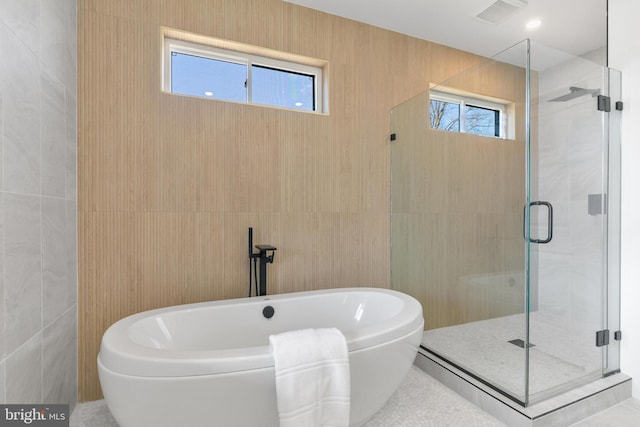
[98,287,424,426]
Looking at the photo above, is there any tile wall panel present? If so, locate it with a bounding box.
[0,0,77,411]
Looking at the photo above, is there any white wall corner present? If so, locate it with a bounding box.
[609,0,640,399]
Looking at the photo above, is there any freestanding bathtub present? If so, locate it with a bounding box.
[98,287,424,427]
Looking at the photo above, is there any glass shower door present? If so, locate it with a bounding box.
[527,43,622,403]
[391,38,622,406]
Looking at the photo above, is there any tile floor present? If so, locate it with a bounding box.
[423,311,601,398]
[572,398,640,426]
[70,366,640,426]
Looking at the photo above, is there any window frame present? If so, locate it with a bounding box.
[430,89,509,139]
[163,38,324,113]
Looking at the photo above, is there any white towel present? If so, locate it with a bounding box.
[269,328,351,427]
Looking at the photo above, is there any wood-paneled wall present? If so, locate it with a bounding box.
[79,0,492,401]
[390,60,529,330]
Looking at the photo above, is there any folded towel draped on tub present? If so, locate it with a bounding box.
[269,328,351,427]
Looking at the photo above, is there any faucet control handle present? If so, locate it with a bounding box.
[255,245,277,263]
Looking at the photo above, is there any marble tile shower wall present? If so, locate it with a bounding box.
[535,57,605,320]
[0,0,77,407]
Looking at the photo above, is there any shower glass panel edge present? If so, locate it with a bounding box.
[605,67,622,378]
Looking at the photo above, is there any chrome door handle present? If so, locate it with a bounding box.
[523,201,553,244]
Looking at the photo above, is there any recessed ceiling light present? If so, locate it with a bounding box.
[204,91,213,96]
[295,102,303,107]
[526,19,542,30]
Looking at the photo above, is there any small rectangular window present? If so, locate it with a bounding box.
[164,37,325,113]
[429,89,511,139]
[464,104,500,137]
[251,65,315,111]
[430,100,460,132]
[171,52,247,103]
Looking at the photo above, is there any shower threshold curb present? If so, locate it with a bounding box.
[414,348,632,427]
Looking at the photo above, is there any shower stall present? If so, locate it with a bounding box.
[390,39,622,406]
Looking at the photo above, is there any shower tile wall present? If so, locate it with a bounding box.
[534,55,605,323]
[0,0,77,408]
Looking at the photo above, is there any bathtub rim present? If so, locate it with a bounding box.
[98,287,423,377]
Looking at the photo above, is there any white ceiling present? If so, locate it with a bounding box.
[282,0,607,67]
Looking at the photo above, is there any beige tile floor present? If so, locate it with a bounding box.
[70,366,639,426]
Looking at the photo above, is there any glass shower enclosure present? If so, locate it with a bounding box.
[390,39,622,405]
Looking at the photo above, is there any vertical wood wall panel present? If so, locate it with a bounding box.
[79,0,510,400]
[390,85,528,330]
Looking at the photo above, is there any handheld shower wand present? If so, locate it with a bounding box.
[248,227,255,297]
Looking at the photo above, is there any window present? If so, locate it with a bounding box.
[170,52,246,103]
[430,89,511,139]
[430,99,460,132]
[164,38,324,113]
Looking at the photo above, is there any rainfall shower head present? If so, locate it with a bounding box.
[548,86,600,102]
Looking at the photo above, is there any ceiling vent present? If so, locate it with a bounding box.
[475,0,528,24]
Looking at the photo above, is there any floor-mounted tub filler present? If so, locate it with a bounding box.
[98,287,424,427]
